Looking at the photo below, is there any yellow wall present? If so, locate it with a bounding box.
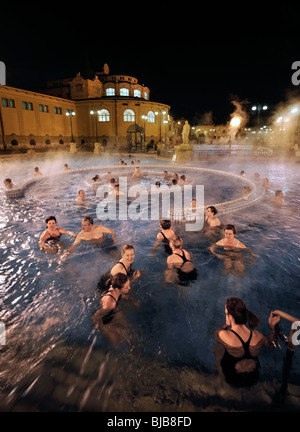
[0,84,170,150]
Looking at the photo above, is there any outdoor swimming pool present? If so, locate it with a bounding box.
[0,152,299,412]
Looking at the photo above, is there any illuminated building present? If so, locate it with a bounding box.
[0,64,171,152]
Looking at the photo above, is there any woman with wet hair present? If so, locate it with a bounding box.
[214,297,280,387]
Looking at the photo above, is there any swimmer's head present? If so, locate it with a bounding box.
[225,297,260,329]
[82,216,93,225]
[4,178,13,188]
[224,224,237,235]
[160,219,171,230]
[111,272,130,292]
[121,244,135,263]
[45,215,57,225]
[206,205,217,215]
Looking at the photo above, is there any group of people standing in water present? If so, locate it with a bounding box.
[36,163,284,389]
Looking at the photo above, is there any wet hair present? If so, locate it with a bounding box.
[224,223,237,234]
[83,216,93,225]
[275,190,283,197]
[92,175,100,181]
[121,244,134,254]
[225,297,260,329]
[180,175,186,181]
[34,167,39,171]
[111,272,129,290]
[160,219,171,230]
[207,205,217,215]
[78,189,85,194]
[45,215,57,224]
[4,178,12,184]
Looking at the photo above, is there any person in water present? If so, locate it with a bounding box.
[39,215,76,252]
[34,167,43,176]
[4,178,14,189]
[209,224,254,275]
[152,219,176,254]
[270,189,284,203]
[92,273,137,346]
[165,235,197,284]
[75,189,88,206]
[204,206,221,228]
[132,166,142,178]
[110,244,141,282]
[214,297,280,387]
[63,216,117,256]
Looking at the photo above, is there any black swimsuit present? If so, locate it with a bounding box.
[45,229,61,245]
[220,330,259,387]
[117,261,134,277]
[100,291,122,325]
[174,250,197,283]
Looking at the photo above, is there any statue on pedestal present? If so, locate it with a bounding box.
[182,120,190,144]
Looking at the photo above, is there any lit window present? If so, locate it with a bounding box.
[120,88,129,96]
[124,109,135,122]
[134,89,141,98]
[98,109,110,122]
[147,111,155,123]
[144,92,148,100]
[106,88,115,96]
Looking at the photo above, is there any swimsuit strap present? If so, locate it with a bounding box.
[174,249,190,263]
[160,231,168,242]
[230,329,253,357]
[118,261,131,276]
[102,292,122,306]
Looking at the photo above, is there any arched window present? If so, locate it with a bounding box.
[106,88,115,96]
[134,89,141,98]
[147,111,155,123]
[144,92,148,100]
[124,109,135,122]
[98,109,110,122]
[120,88,129,96]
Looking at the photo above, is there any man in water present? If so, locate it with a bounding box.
[63,216,117,257]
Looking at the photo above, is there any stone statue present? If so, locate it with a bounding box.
[182,120,190,144]
[103,63,109,74]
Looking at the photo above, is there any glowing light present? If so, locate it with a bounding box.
[230,117,241,127]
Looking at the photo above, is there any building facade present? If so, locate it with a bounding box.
[0,65,172,152]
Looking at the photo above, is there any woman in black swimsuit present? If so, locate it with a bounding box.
[214,297,280,387]
[110,244,141,281]
[92,273,135,346]
[152,219,176,254]
[38,215,76,253]
[165,235,197,284]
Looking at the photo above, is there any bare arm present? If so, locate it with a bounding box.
[209,242,224,259]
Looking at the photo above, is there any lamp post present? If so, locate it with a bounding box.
[66,110,75,142]
[90,109,100,143]
[142,114,147,149]
[155,110,166,142]
[252,104,268,127]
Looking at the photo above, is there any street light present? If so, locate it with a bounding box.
[66,110,75,142]
[251,104,268,128]
[142,114,147,148]
[90,109,101,143]
[155,110,166,141]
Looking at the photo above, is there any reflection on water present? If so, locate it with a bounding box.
[0,153,300,412]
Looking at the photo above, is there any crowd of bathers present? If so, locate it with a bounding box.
[3,160,286,389]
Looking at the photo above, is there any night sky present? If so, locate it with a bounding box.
[1,4,300,125]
